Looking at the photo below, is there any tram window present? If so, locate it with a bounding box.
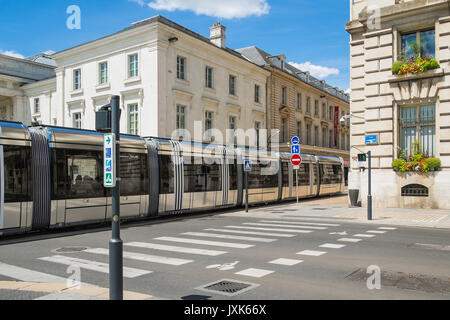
[320,164,342,185]
[229,163,238,190]
[120,153,148,196]
[248,162,278,189]
[184,157,222,192]
[3,146,32,203]
[159,155,174,194]
[294,163,310,187]
[312,164,318,185]
[52,149,104,199]
[332,165,343,184]
[282,162,289,187]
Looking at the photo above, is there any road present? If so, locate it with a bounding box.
[0,200,449,300]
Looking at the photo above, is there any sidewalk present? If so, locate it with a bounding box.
[225,195,450,229]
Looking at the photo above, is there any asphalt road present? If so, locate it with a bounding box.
[0,204,449,300]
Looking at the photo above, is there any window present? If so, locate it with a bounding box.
[314,126,319,146]
[281,118,287,143]
[255,121,261,149]
[297,93,302,110]
[400,105,435,157]
[34,98,40,114]
[319,164,343,185]
[73,69,81,90]
[205,66,213,88]
[176,105,186,130]
[128,104,139,135]
[73,112,82,129]
[322,128,327,147]
[177,56,186,80]
[329,106,334,121]
[52,149,104,200]
[159,155,174,194]
[306,124,311,145]
[297,121,302,140]
[329,129,333,148]
[322,103,326,119]
[247,161,279,189]
[229,75,236,96]
[4,146,32,203]
[306,97,311,113]
[99,62,108,84]
[129,54,139,78]
[255,85,260,103]
[401,29,435,59]
[120,153,148,196]
[205,111,213,140]
[184,158,222,193]
[314,100,319,116]
[229,116,237,146]
[341,133,345,150]
[281,87,287,106]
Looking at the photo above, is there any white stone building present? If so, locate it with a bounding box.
[19,16,270,144]
[347,0,450,209]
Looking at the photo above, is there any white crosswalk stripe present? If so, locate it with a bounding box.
[181,232,277,243]
[235,268,274,278]
[204,228,296,238]
[378,227,397,230]
[125,242,227,256]
[84,248,193,266]
[338,238,362,243]
[320,243,346,249]
[367,230,387,234]
[225,226,313,234]
[243,222,327,230]
[354,234,375,238]
[297,250,327,256]
[0,262,68,283]
[260,220,340,227]
[269,258,303,266]
[38,255,151,278]
[154,237,254,249]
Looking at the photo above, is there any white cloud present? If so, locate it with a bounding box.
[0,50,24,59]
[129,0,146,6]
[143,0,270,19]
[288,61,340,79]
[345,88,351,94]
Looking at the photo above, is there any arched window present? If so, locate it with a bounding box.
[401,184,429,197]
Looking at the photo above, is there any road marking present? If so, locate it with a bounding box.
[125,242,226,256]
[226,226,313,234]
[260,220,340,227]
[235,268,274,278]
[84,248,193,266]
[0,262,68,283]
[204,228,296,238]
[338,238,362,243]
[378,227,397,230]
[354,234,375,238]
[206,261,239,271]
[182,232,276,243]
[38,255,151,278]
[243,222,327,230]
[320,243,346,249]
[367,230,387,234]
[269,258,303,266]
[297,250,327,256]
[154,237,254,249]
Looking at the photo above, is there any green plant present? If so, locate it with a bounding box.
[392,158,407,172]
[397,147,407,161]
[392,61,403,75]
[426,157,441,170]
[392,55,440,75]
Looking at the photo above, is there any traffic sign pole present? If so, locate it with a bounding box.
[296,169,299,205]
[109,95,123,300]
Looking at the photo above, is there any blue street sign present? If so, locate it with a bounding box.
[365,134,378,145]
[104,133,116,188]
[244,159,252,172]
[291,136,300,145]
[291,144,300,155]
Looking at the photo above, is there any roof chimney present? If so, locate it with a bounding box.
[210,22,226,48]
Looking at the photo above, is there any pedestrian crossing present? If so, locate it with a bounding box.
[22,219,398,286]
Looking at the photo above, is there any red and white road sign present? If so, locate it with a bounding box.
[291,154,302,166]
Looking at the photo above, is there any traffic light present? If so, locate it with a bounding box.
[358,154,367,162]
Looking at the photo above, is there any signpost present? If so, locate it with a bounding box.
[291,137,301,205]
[104,133,116,188]
[244,158,252,213]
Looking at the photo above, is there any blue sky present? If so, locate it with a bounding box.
[0,0,350,91]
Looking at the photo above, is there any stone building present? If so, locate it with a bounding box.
[346,0,450,208]
[237,46,351,180]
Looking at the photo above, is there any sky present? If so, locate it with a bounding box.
[0,0,351,91]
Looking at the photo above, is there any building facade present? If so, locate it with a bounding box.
[237,46,351,180]
[20,16,269,145]
[347,0,450,208]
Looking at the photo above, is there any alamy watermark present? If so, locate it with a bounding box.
[67,5,81,30]
[66,265,81,289]
[366,265,381,290]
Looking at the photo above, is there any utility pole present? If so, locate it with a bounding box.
[109,95,123,300]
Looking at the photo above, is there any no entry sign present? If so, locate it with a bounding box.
[291,154,302,166]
